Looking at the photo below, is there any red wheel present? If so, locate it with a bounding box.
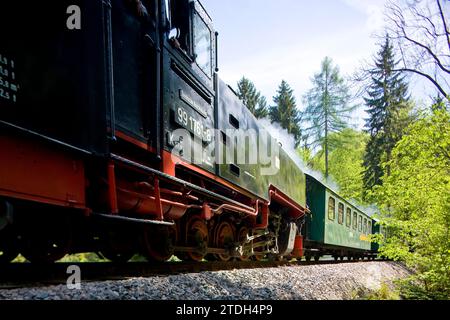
[252,242,265,261]
[21,218,72,264]
[100,228,135,263]
[185,216,208,262]
[214,221,236,262]
[141,225,177,262]
[0,239,19,264]
[22,233,71,264]
[0,247,18,263]
[0,230,18,264]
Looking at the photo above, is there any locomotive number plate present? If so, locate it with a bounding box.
[175,105,212,142]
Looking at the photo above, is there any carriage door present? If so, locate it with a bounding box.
[111,0,159,148]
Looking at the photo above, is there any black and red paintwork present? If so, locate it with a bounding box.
[0,0,308,264]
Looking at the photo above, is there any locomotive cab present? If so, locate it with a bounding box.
[165,0,216,86]
[161,0,217,174]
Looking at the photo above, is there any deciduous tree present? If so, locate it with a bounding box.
[386,0,450,99]
[302,57,353,177]
[303,129,368,202]
[374,106,450,299]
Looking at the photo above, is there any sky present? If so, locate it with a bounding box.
[200,0,426,129]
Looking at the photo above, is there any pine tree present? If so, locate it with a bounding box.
[237,77,268,119]
[269,80,302,146]
[302,57,352,177]
[363,36,412,195]
[255,96,268,119]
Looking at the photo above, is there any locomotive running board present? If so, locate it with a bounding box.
[92,212,175,226]
[110,153,256,213]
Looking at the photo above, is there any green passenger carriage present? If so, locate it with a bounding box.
[304,174,376,261]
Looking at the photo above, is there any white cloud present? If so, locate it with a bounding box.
[215,0,391,130]
[341,0,387,33]
[219,26,374,103]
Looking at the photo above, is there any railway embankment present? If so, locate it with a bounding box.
[0,261,411,300]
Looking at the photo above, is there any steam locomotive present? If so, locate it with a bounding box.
[0,0,378,264]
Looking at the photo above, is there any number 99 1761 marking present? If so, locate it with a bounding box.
[176,105,212,142]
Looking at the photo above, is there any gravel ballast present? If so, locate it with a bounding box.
[0,262,411,300]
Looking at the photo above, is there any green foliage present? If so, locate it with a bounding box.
[58,253,107,263]
[352,283,400,300]
[302,57,353,177]
[255,96,269,119]
[373,107,450,299]
[297,147,313,166]
[11,253,107,263]
[269,80,302,146]
[301,129,368,202]
[236,77,268,119]
[11,254,27,263]
[363,36,413,197]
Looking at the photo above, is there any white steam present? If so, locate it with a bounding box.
[258,118,340,191]
[258,118,378,216]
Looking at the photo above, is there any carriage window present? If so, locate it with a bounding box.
[368,221,372,234]
[364,218,368,234]
[328,197,335,221]
[358,215,363,232]
[338,203,344,224]
[346,208,351,228]
[353,212,357,229]
[193,11,212,77]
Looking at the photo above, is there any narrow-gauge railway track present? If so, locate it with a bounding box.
[0,259,375,290]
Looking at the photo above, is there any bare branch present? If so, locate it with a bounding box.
[385,0,450,98]
[394,67,448,97]
[436,0,450,52]
[401,31,450,73]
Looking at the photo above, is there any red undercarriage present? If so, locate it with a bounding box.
[0,131,307,262]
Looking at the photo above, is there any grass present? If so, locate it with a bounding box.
[352,283,400,300]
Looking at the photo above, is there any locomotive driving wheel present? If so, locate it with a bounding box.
[141,224,177,262]
[100,227,135,263]
[0,245,18,264]
[184,216,209,262]
[213,220,236,262]
[253,251,264,261]
[0,202,18,263]
[21,228,72,264]
[0,229,18,264]
[20,212,74,264]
